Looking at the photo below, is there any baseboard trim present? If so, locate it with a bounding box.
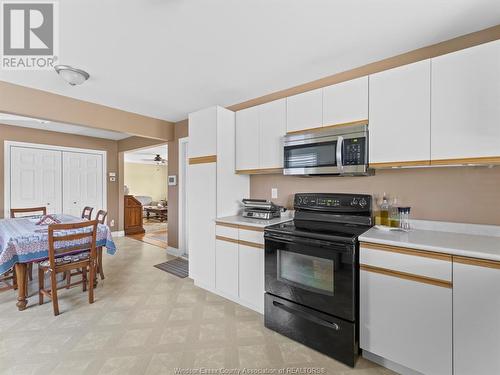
[167,246,183,257]
[112,230,125,237]
[362,350,424,375]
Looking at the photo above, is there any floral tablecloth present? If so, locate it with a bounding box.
[0,214,116,275]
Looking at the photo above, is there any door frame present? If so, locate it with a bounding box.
[178,137,189,255]
[4,140,107,218]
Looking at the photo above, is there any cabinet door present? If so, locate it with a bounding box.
[239,244,264,313]
[235,106,260,170]
[369,60,431,166]
[323,77,368,126]
[360,270,452,375]
[10,146,62,215]
[431,40,500,161]
[286,88,323,133]
[259,98,286,169]
[453,259,500,375]
[187,162,216,289]
[215,238,239,299]
[188,107,217,158]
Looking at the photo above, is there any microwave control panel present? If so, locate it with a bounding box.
[343,138,366,165]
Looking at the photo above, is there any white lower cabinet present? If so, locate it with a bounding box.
[453,259,500,375]
[215,239,239,299]
[214,225,265,314]
[360,245,452,375]
[239,244,264,313]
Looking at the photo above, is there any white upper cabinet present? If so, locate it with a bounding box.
[188,106,217,158]
[286,88,323,133]
[323,76,368,126]
[369,60,431,166]
[235,106,260,170]
[236,99,286,171]
[453,259,500,375]
[259,98,286,169]
[431,40,500,161]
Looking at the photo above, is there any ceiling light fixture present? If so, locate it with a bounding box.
[54,65,90,86]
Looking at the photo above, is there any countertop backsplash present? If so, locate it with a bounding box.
[250,165,500,226]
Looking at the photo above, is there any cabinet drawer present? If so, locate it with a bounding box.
[238,228,264,246]
[216,224,239,239]
[360,242,452,282]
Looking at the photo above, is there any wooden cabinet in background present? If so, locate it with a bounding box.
[124,195,144,235]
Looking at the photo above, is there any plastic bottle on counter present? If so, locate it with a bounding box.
[379,193,390,226]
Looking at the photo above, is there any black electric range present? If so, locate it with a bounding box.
[264,193,372,367]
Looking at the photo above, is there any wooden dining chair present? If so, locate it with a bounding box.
[0,268,17,292]
[10,206,47,281]
[38,220,98,316]
[81,207,94,220]
[95,210,107,280]
[10,206,47,218]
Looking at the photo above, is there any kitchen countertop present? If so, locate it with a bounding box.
[216,211,294,229]
[359,226,500,262]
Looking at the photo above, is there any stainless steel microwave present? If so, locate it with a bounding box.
[283,124,369,176]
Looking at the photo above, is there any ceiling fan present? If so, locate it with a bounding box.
[139,154,167,165]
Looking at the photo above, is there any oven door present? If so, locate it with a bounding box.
[283,136,339,175]
[265,232,357,321]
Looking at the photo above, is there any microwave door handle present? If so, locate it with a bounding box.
[336,136,344,173]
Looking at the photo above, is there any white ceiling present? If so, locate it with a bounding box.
[0,113,131,140]
[0,0,499,122]
[125,145,168,165]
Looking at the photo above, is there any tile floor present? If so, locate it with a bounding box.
[0,237,395,375]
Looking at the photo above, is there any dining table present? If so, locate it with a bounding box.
[0,214,116,311]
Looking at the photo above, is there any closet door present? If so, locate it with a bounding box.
[10,147,62,215]
[63,152,104,218]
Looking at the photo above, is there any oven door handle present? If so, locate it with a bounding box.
[272,301,340,331]
[336,136,344,173]
[265,233,347,249]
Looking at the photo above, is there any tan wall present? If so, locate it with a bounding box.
[124,163,168,202]
[167,120,188,248]
[0,81,174,140]
[250,167,500,226]
[0,123,120,229]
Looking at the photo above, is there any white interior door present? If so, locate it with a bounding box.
[10,146,62,215]
[63,152,103,218]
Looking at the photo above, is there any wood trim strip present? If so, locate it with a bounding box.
[453,256,500,269]
[227,25,500,112]
[360,242,452,262]
[238,239,264,249]
[216,235,239,245]
[360,264,453,289]
[430,156,500,166]
[370,160,431,169]
[238,225,265,232]
[189,155,217,165]
[286,119,368,135]
[215,222,265,232]
[236,168,283,175]
[215,222,240,229]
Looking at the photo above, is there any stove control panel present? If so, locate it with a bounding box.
[295,193,371,212]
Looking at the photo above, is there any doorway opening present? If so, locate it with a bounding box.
[124,145,168,248]
[178,137,189,259]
